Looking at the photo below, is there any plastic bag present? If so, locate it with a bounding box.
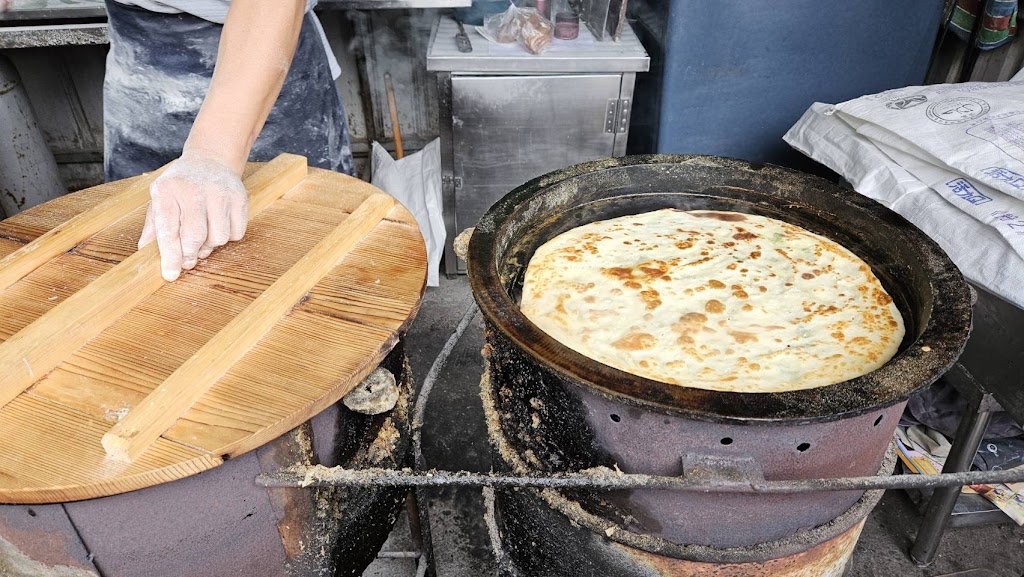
[476,4,553,54]
[829,81,1024,202]
[479,5,519,43]
[784,102,1024,309]
[370,139,446,287]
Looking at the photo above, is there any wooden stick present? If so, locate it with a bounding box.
[0,166,168,292]
[384,73,404,159]
[102,193,395,462]
[0,154,308,412]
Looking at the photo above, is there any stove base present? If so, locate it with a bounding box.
[0,347,414,577]
[486,483,880,577]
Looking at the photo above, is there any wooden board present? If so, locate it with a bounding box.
[0,155,305,411]
[0,161,427,504]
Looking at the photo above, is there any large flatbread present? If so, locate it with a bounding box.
[520,209,905,392]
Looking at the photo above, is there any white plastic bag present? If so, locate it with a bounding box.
[832,81,1024,201]
[867,134,1024,259]
[370,139,445,287]
[784,103,1024,309]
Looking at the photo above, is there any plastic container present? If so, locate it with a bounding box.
[554,12,579,40]
[535,0,550,20]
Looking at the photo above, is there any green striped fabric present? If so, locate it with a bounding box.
[948,0,1019,50]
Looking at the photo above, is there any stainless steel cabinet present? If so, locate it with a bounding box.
[428,18,649,274]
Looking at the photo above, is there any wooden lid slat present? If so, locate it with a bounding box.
[0,155,425,503]
[0,155,308,412]
[0,166,163,292]
[0,394,222,504]
[102,193,395,462]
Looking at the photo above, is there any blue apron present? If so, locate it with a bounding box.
[103,0,354,180]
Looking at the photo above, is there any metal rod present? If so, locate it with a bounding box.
[376,551,422,559]
[911,399,995,566]
[925,0,958,82]
[957,2,986,83]
[408,303,478,577]
[411,304,478,458]
[256,464,1024,494]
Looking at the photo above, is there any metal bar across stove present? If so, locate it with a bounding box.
[257,465,1024,494]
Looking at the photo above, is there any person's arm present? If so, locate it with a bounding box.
[138,0,306,281]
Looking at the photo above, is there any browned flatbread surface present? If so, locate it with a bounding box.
[520,209,905,392]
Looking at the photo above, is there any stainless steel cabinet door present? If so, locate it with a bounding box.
[450,73,623,272]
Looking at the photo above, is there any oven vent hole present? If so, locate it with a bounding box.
[720,437,733,445]
[797,442,811,453]
[873,415,884,427]
[609,414,621,423]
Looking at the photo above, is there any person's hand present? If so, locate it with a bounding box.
[138,152,248,281]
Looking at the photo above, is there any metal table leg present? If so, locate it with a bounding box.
[909,390,995,566]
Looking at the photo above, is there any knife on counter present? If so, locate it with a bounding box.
[455,20,473,53]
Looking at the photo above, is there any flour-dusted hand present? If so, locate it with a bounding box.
[132,0,307,281]
[138,152,248,281]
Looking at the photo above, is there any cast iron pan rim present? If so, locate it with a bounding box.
[468,155,972,424]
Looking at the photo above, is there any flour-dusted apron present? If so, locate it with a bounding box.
[103,0,354,180]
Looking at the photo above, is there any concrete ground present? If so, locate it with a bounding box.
[365,275,1024,577]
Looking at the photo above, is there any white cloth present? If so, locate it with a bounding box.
[111,0,342,79]
[903,425,953,459]
[784,102,1024,309]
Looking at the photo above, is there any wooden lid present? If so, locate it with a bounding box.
[0,157,426,503]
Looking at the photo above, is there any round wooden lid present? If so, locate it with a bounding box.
[0,157,426,503]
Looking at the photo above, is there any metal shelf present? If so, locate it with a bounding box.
[0,0,471,49]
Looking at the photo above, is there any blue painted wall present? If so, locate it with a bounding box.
[631,0,945,167]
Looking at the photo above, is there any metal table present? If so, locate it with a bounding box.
[0,1,106,49]
[911,285,1024,566]
[426,17,649,275]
